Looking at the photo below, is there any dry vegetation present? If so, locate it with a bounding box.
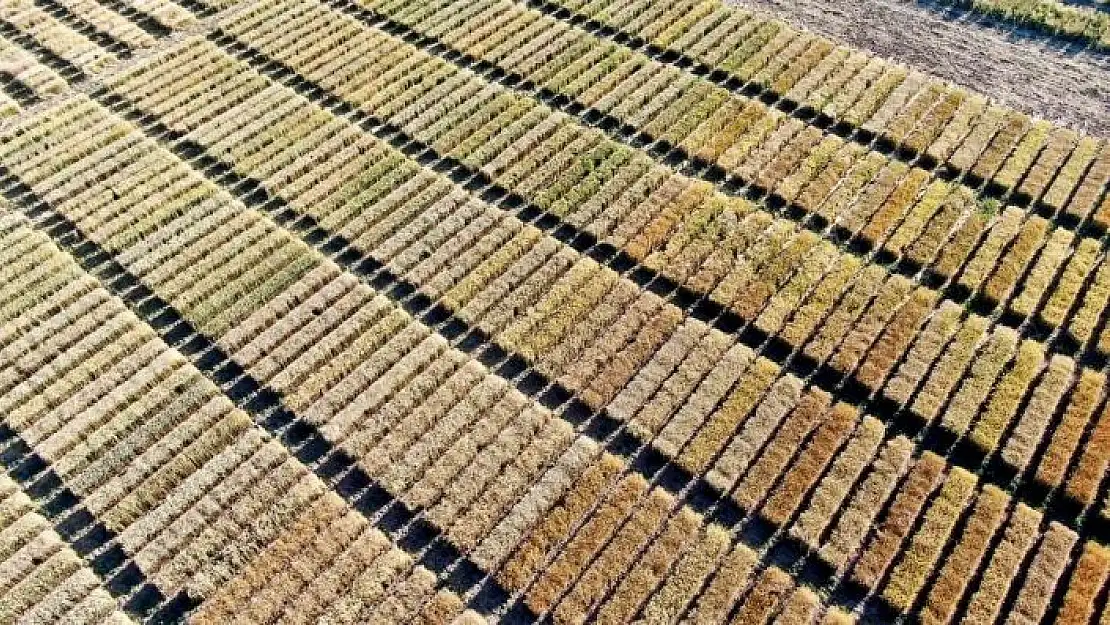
[0,0,1106,622]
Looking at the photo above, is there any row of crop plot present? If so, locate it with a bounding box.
[0,472,134,624]
[8,0,1110,612]
[942,0,1110,49]
[0,198,485,623]
[95,26,1088,515]
[468,0,1108,208]
[527,0,1110,195]
[0,0,122,76]
[0,93,881,624]
[85,32,1110,621]
[311,0,1110,361]
[358,0,1110,328]
[0,0,199,87]
[194,0,1110,518]
[0,32,68,102]
[206,8,1110,534]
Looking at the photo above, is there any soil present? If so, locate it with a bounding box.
[726,0,1110,137]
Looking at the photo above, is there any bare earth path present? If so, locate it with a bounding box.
[727,0,1110,136]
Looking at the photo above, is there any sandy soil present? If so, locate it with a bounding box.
[726,0,1110,136]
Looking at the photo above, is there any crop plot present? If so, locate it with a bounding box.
[0,0,1107,622]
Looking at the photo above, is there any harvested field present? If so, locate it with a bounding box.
[0,0,1107,622]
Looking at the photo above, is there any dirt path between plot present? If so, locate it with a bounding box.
[727,0,1110,137]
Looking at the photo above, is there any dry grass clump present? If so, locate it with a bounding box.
[581,299,684,409]
[497,453,624,592]
[1000,354,1074,472]
[1054,542,1110,625]
[354,356,485,477]
[755,125,824,193]
[955,207,1022,297]
[844,66,909,129]
[732,388,832,511]
[939,326,1017,437]
[830,277,921,382]
[775,135,843,203]
[911,315,990,425]
[836,160,907,236]
[500,258,614,362]
[962,503,1042,623]
[192,493,357,623]
[754,243,839,338]
[1017,127,1077,200]
[925,94,987,164]
[1064,402,1110,506]
[850,452,945,588]
[523,471,649,615]
[1069,257,1110,350]
[608,318,707,425]
[685,541,760,623]
[731,565,796,623]
[968,338,1044,453]
[442,413,574,551]
[771,586,821,624]
[884,301,963,405]
[948,106,1006,173]
[906,89,965,155]
[981,216,1048,306]
[558,292,661,407]
[638,524,733,623]
[882,181,950,258]
[1008,227,1074,319]
[761,402,856,526]
[881,467,977,611]
[653,341,756,460]
[632,324,734,439]
[858,168,931,247]
[920,485,1009,625]
[817,54,881,119]
[1062,144,1110,226]
[791,416,884,547]
[884,83,944,146]
[737,231,823,323]
[0,477,129,624]
[803,265,885,364]
[993,120,1051,191]
[593,505,701,623]
[468,434,599,571]
[819,436,915,572]
[1034,369,1104,490]
[1039,238,1100,330]
[905,190,973,272]
[1007,522,1079,624]
[796,143,868,214]
[553,486,675,623]
[697,365,799,490]
[784,44,850,104]
[973,112,1033,183]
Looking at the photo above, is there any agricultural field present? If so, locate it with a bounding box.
[0,0,1107,622]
